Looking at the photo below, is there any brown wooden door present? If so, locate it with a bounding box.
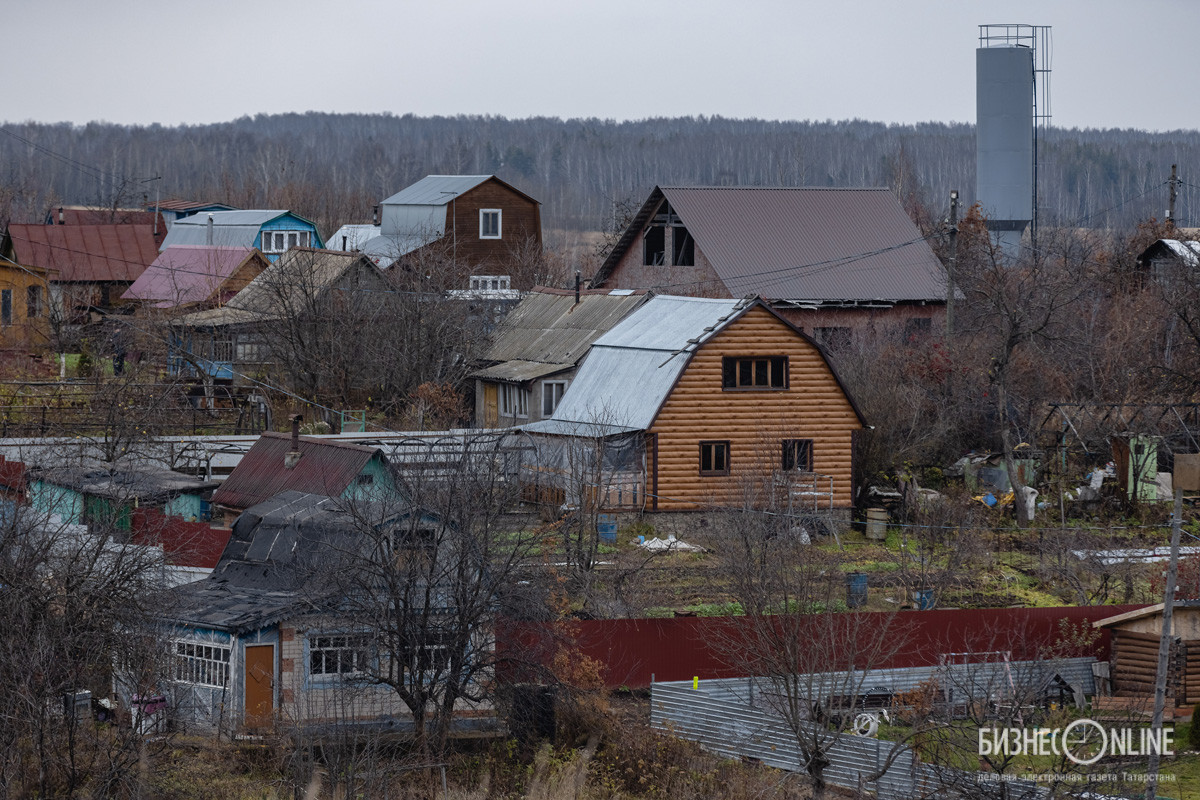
[483,383,499,426]
[244,645,274,727]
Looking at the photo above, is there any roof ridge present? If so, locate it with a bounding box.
[259,430,381,453]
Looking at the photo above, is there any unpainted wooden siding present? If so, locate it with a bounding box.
[442,179,542,274]
[648,305,862,510]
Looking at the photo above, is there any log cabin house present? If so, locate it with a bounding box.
[519,294,867,514]
[1093,602,1200,709]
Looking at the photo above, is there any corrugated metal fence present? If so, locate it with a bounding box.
[649,660,1096,800]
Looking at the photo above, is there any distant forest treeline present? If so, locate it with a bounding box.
[2,113,1198,243]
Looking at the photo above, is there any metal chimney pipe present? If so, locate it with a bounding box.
[206,213,214,246]
[57,207,64,225]
[285,414,303,469]
[575,269,581,305]
[372,205,379,226]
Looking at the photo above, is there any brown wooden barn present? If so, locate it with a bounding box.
[1093,602,1200,707]
[519,295,866,513]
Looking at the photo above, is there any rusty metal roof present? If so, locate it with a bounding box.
[594,186,946,303]
[211,432,383,511]
[153,199,236,213]
[479,288,649,368]
[44,206,165,229]
[6,223,160,283]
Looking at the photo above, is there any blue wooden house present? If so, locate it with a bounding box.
[159,210,322,262]
[28,465,220,529]
[162,491,497,735]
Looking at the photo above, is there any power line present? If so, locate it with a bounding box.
[0,126,151,191]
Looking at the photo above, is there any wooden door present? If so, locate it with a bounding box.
[484,383,499,426]
[244,645,274,727]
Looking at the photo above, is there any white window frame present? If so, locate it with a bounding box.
[174,639,231,688]
[261,229,311,253]
[309,634,370,677]
[499,383,528,418]
[470,275,510,290]
[542,380,567,417]
[479,209,502,240]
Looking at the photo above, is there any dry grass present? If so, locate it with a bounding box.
[139,700,829,800]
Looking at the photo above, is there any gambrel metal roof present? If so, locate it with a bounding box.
[381,175,493,206]
[547,296,748,430]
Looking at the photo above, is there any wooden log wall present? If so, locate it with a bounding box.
[649,305,863,511]
[1111,629,1188,705]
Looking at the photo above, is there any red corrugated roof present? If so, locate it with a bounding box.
[132,507,230,569]
[47,207,165,229]
[212,432,383,511]
[7,224,160,283]
[0,455,28,492]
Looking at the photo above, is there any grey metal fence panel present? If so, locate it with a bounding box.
[649,666,1074,800]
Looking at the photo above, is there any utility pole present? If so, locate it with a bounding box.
[1146,486,1183,800]
[946,190,959,337]
[1168,164,1178,228]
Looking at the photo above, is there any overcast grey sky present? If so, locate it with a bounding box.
[6,0,1197,132]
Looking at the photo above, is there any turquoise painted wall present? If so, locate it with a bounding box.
[340,454,399,503]
[29,480,84,524]
[164,493,207,522]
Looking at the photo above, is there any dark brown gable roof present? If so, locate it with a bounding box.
[7,224,160,283]
[593,186,946,304]
[212,432,382,512]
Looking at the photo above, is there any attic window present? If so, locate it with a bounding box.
[261,230,311,253]
[480,209,502,239]
[643,225,665,266]
[722,356,788,390]
[673,227,694,267]
[470,275,511,290]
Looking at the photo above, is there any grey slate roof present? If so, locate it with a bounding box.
[33,464,218,503]
[594,186,947,304]
[472,360,573,383]
[168,492,374,631]
[471,289,649,382]
[174,249,382,328]
[380,175,493,207]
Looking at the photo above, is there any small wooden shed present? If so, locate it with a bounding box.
[1093,602,1200,706]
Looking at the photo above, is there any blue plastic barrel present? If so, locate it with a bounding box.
[846,572,868,608]
[597,514,618,543]
[913,588,935,610]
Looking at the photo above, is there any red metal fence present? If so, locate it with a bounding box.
[499,605,1146,688]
